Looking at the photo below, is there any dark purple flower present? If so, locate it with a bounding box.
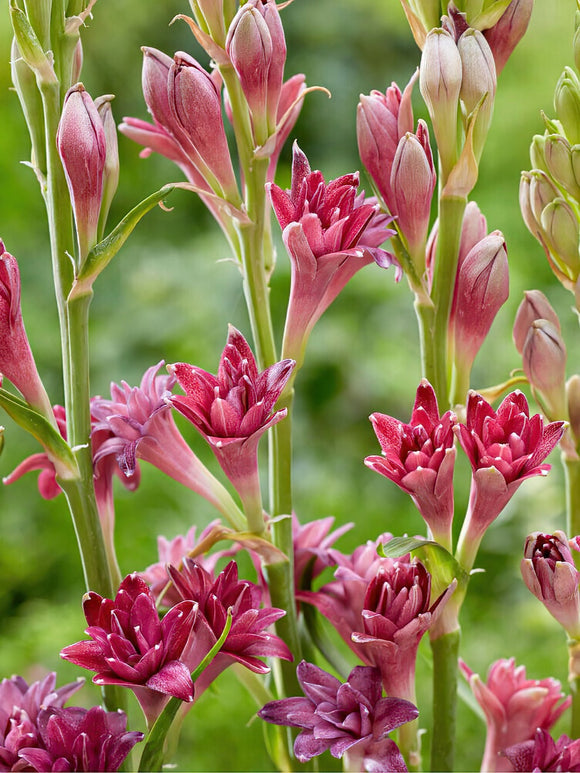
[167,558,292,697]
[0,673,83,771]
[504,728,580,772]
[60,573,196,725]
[18,706,143,772]
[259,661,417,771]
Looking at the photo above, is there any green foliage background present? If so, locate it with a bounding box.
[0,0,579,770]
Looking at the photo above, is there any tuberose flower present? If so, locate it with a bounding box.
[258,661,418,771]
[459,658,570,773]
[504,727,580,772]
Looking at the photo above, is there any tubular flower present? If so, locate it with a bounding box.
[258,661,418,771]
[0,673,83,771]
[169,326,294,528]
[268,143,398,366]
[352,557,455,702]
[504,728,580,772]
[167,559,292,697]
[0,242,53,418]
[521,531,580,638]
[60,573,197,725]
[292,513,353,589]
[17,706,143,773]
[365,379,457,549]
[455,390,565,569]
[459,658,570,773]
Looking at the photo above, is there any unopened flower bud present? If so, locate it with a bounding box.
[451,230,509,375]
[530,133,548,173]
[94,95,119,239]
[540,198,580,281]
[544,134,580,200]
[420,28,462,177]
[57,83,106,260]
[522,320,567,420]
[483,0,533,75]
[192,0,229,45]
[555,67,580,145]
[458,28,496,160]
[72,39,83,84]
[226,0,286,140]
[567,375,580,448]
[529,171,560,223]
[513,290,561,354]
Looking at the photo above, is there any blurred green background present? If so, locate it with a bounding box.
[1,0,579,770]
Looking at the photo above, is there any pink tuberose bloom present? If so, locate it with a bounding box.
[169,326,295,531]
[268,143,398,366]
[167,559,292,697]
[504,728,580,772]
[455,391,565,569]
[521,531,580,638]
[365,380,457,549]
[0,672,83,771]
[292,513,353,589]
[459,658,570,773]
[17,706,143,773]
[0,242,53,418]
[20,706,144,773]
[258,661,418,771]
[60,573,197,725]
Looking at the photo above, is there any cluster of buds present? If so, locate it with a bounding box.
[520,62,580,293]
[57,85,119,261]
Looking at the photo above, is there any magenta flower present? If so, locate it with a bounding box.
[352,557,455,703]
[504,728,580,772]
[365,380,457,549]
[459,658,570,773]
[521,531,580,638]
[0,672,83,771]
[258,661,418,771]
[0,242,53,418]
[18,706,143,772]
[60,573,197,725]
[268,143,398,366]
[483,0,534,75]
[167,559,292,697]
[292,513,353,589]
[169,326,295,531]
[455,390,565,569]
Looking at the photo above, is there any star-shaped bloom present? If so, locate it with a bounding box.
[504,728,580,772]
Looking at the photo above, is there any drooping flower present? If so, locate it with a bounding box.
[521,531,580,638]
[60,573,197,725]
[365,380,457,550]
[0,672,83,771]
[17,706,143,773]
[503,728,580,772]
[459,658,570,773]
[169,326,295,531]
[268,143,398,367]
[167,559,292,697]
[455,390,565,569]
[258,661,418,771]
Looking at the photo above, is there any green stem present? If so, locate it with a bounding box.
[269,390,294,517]
[399,717,422,772]
[430,629,460,772]
[564,455,580,540]
[429,195,466,408]
[414,296,437,388]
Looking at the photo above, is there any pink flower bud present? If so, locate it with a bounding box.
[522,531,580,638]
[513,290,561,354]
[483,0,533,75]
[226,0,286,139]
[522,320,567,420]
[94,95,119,237]
[451,230,509,377]
[0,242,52,417]
[56,83,106,259]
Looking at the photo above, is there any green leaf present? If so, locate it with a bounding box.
[69,184,176,299]
[378,536,439,558]
[0,389,78,478]
[9,0,56,84]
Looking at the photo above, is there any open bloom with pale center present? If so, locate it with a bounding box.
[459,658,570,773]
[365,379,457,549]
[504,727,580,772]
[258,661,418,771]
[60,573,197,725]
[455,390,565,569]
[268,143,397,366]
[17,706,143,773]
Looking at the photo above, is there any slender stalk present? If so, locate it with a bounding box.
[564,455,580,541]
[414,296,437,390]
[430,629,460,771]
[429,195,466,407]
[269,390,294,517]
